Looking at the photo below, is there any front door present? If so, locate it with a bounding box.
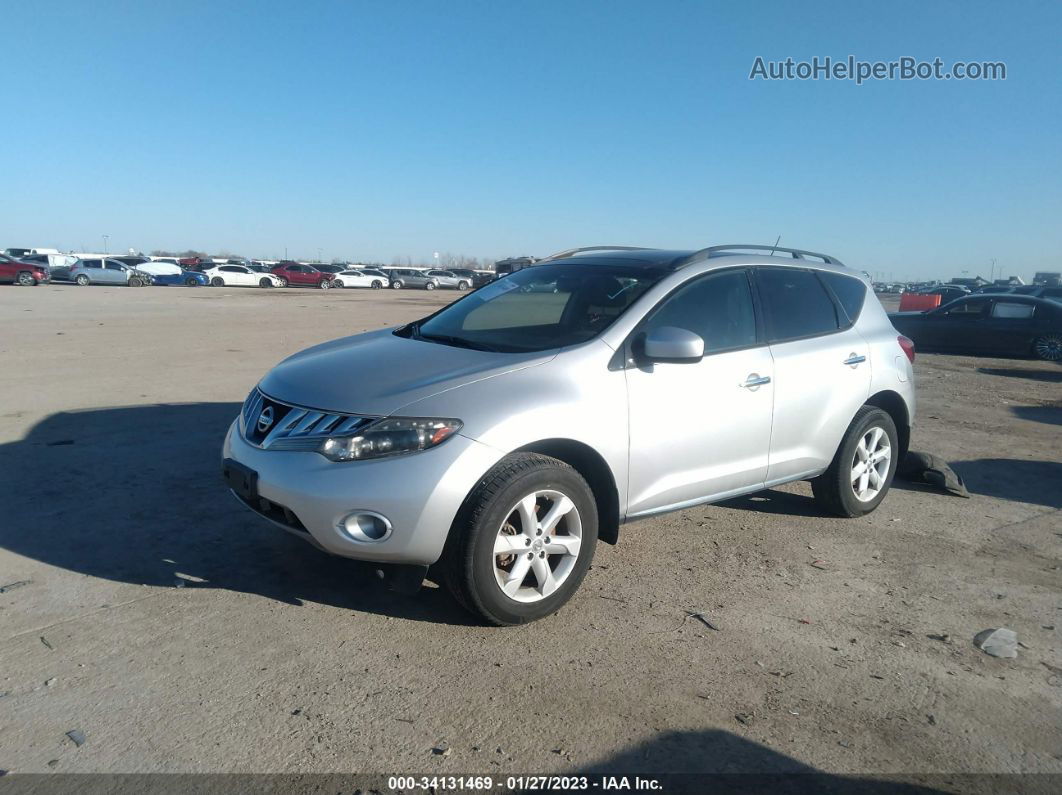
[625,268,774,517]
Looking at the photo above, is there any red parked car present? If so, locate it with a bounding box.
[0,252,50,286]
[270,261,336,289]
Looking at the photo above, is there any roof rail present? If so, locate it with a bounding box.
[677,244,845,268]
[539,245,654,262]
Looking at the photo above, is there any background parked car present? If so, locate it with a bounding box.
[20,253,78,281]
[205,264,282,288]
[0,252,50,285]
[387,267,439,289]
[270,262,335,288]
[890,295,1062,360]
[974,284,1062,303]
[70,258,152,286]
[136,261,208,286]
[333,269,387,289]
[312,264,346,274]
[917,285,970,303]
[424,269,472,290]
[448,268,493,288]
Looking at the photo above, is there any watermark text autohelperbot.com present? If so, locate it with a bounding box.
[749,56,1006,85]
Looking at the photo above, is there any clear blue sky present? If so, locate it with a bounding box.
[2,0,1059,280]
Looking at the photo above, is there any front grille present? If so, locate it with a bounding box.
[240,388,375,450]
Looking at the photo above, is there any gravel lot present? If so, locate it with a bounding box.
[0,284,1059,785]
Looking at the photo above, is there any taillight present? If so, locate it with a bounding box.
[898,335,915,363]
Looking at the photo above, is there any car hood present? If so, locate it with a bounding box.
[258,328,554,416]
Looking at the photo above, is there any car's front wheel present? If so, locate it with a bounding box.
[458,280,470,291]
[185,276,200,286]
[425,281,436,291]
[259,277,273,288]
[319,279,331,290]
[17,271,36,286]
[371,280,382,289]
[812,406,899,517]
[333,279,344,288]
[129,277,145,287]
[1033,333,1062,361]
[277,277,289,288]
[442,453,598,626]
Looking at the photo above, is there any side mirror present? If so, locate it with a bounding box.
[642,326,704,362]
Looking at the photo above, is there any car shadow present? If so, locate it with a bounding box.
[978,366,1062,383]
[574,730,945,792]
[0,403,477,626]
[949,459,1062,509]
[1010,404,1062,426]
[717,489,825,518]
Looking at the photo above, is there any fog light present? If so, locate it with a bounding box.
[338,511,392,542]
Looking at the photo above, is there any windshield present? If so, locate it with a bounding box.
[408,262,665,352]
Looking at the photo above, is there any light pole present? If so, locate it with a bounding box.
[317,247,323,263]
[102,235,109,254]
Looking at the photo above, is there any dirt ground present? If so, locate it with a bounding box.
[0,284,1059,787]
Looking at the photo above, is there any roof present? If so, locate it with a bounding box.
[541,244,847,270]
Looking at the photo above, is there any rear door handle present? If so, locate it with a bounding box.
[740,374,772,389]
[843,353,866,366]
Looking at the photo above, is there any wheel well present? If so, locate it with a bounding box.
[514,439,621,545]
[865,390,911,457]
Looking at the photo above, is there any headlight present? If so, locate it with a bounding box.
[317,417,462,462]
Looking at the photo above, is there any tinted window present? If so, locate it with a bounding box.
[991,302,1034,319]
[942,298,988,316]
[83,259,102,268]
[757,268,839,341]
[820,272,866,325]
[220,266,241,272]
[643,269,757,353]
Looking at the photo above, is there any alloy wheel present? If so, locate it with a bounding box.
[851,426,891,502]
[492,490,582,603]
[1034,334,1062,361]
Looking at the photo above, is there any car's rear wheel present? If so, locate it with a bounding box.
[391,280,403,289]
[371,280,382,289]
[17,271,36,286]
[812,406,898,517]
[1032,333,1062,361]
[75,274,90,286]
[442,452,598,626]
[425,281,436,291]
[319,279,331,290]
[211,277,224,287]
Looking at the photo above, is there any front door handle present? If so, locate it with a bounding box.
[843,353,867,366]
[740,373,772,389]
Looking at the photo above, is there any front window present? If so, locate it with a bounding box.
[406,263,665,352]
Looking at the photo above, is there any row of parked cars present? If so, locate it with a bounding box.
[0,250,497,291]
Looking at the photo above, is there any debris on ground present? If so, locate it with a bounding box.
[65,730,86,747]
[896,451,970,497]
[686,611,720,631]
[927,633,951,643]
[735,713,753,726]
[974,628,1018,658]
[39,636,54,650]
[809,560,828,570]
[432,743,452,757]
[44,678,57,687]
[0,580,32,594]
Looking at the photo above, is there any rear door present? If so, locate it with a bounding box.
[755,267,871,483]
[985,300,1038,354]
[625,268,774,515]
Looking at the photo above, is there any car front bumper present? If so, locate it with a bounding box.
[222,419,502,565]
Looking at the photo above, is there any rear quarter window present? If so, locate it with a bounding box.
[756,267,840,342]
[820,272,867,325]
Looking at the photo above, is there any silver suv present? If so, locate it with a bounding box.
[223,245,916,625]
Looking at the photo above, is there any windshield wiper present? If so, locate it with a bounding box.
[418,333,498,352]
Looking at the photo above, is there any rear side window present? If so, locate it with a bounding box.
[991,302,1034,319]
[820,272,867,325]
[756,268,839,342]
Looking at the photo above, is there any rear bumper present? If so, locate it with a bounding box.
[222,420,503,566]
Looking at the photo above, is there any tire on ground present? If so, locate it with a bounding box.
[811,405,899,518]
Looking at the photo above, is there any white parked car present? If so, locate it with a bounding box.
[334,269,387,289]
[205,264,283,288]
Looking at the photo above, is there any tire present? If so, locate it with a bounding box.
[75,274,90,286]
[811,406,899,518]
[259,277,273,288]
[319,279,331,290]
[17,271,36,286]
[211,277,224,287]
[392,281,403,289]
[458,281,470,291]
[333,279,344,289]
[277,277,289,288]
[425,281,436,291]
[129,277,144,287]
[371,280,382,289]
[185,277,199,286]
[1032,333,1062,361]
[441,452,598,626]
